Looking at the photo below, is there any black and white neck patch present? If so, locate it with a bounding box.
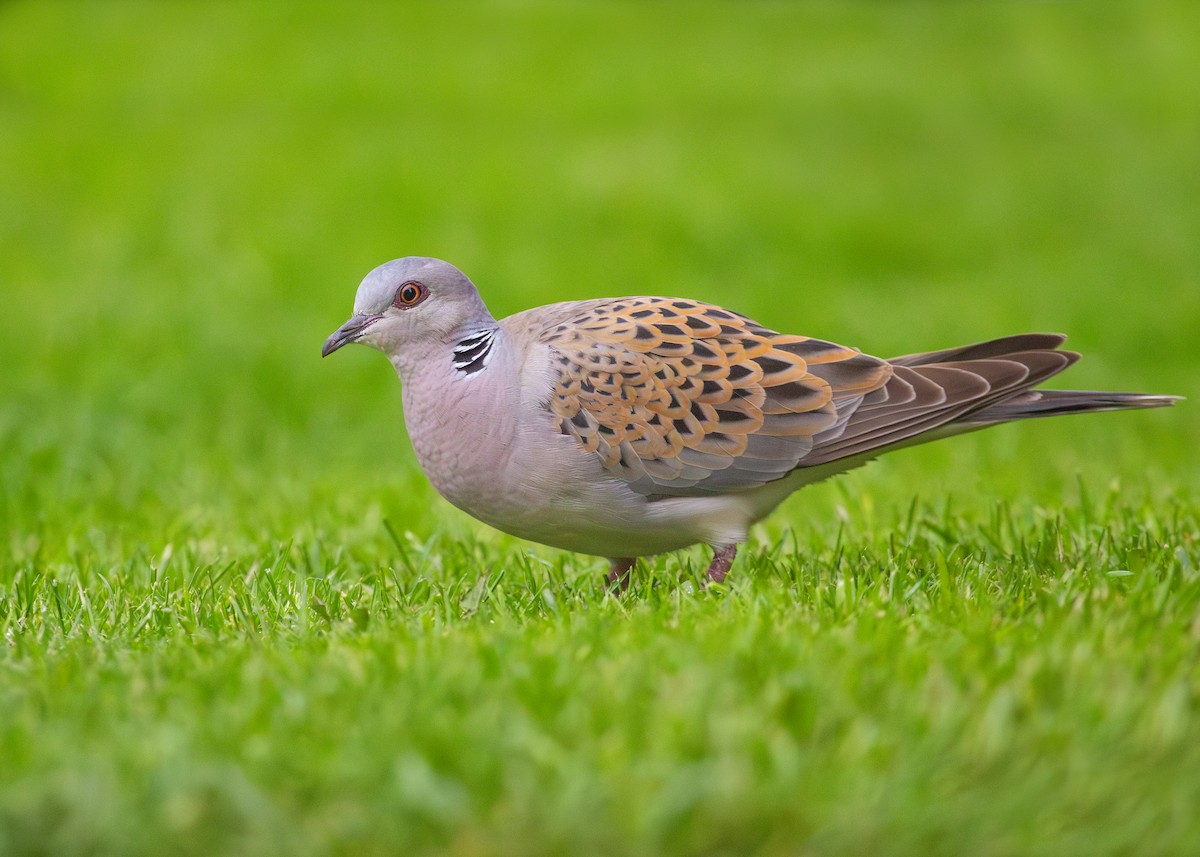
[452,328,497,376]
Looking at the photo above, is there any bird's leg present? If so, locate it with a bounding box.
[705,544,738,585]
[606,557,636,593]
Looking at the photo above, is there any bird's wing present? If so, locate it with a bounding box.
[527,297,892,497]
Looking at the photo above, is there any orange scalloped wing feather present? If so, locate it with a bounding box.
[537,297,892,497]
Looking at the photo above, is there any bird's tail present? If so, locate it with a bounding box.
[802,333,1179,467]
[888,332,1180,424]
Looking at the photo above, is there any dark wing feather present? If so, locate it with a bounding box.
[888,333,1069,366]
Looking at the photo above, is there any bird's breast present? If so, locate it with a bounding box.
[402,377,519,511]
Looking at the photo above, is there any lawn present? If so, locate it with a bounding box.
[2,2,1199,855]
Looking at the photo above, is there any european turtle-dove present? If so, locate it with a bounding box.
[323,257,1177,590]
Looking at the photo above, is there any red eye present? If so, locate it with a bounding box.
[394,282,427,308]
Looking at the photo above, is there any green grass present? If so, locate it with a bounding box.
[2,1,1199,855]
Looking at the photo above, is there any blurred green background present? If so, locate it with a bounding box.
[2,2,1198,855]
[2,1,1196,554]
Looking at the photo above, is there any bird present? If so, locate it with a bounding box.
[322,256,1178,591]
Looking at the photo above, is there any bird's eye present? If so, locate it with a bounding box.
[394,282,427,308]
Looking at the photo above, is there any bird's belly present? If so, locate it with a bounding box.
[411,423,704,556]
[452,444,769,558]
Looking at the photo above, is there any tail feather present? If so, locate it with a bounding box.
[802,333,1179,467]
[967,390,1181,423]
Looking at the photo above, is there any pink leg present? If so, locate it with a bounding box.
[705,544,738,585]
[607,557,636,593]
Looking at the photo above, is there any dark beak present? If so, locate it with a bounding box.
[322,314,381,357]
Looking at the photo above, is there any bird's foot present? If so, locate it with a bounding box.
[705,544,738,585]
[606,557,636,594]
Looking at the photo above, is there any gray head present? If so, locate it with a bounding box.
[322,257,493,358]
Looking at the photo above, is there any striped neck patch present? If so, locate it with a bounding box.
[452,327,498,376]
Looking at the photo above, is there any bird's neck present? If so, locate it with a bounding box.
[448,323,502,377]
[390,324,521,508]
[385,321,501,381]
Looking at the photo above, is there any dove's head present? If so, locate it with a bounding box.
[322,257,493,360]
